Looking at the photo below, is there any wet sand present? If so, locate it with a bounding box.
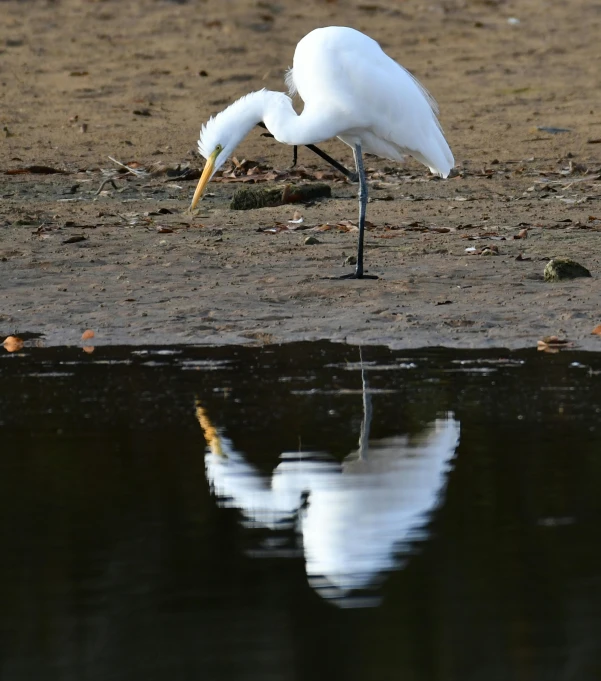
[1,0,601,349]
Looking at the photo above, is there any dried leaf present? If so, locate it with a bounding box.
[592,325,601,336]
[336,220,358,232]
[3,336,24,353]
[5,165,67,175]
[63,235,87,244]
[537,336,572,353]
[156,226,174,233]
[257,223,288,234]
[81,329,95,341]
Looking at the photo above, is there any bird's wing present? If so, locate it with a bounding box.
[401,65,440,117]
[292,27,453,176]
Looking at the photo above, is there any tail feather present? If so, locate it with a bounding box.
[411,123,454,178]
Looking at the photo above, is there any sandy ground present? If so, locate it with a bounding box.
[1,0,601,350]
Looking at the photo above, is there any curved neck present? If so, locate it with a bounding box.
[261,91,338,146]
[222,90,312,147]
[199,89,341,167]
[222,90,339,148]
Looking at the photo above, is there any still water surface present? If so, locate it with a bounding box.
[1,342,601,680]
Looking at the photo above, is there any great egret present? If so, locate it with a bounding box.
[197,401,459,605]
[190,26,454,279]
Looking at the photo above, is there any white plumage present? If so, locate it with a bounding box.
[201,412,460,605]
[191,26,454,278]
[287,27,454,175]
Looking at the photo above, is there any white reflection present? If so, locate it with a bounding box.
[197,377,459,606]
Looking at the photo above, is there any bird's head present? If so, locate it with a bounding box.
[188,125,230,211]
[189,93,266,211]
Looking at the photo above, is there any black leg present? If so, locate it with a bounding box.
[256,123,356,181]
[304,144,358,182]
[339,144,378,280]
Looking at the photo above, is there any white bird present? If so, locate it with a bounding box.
[190,26,454,279]
[197,401,459,605]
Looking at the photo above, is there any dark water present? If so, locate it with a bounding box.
[1,342,601,681]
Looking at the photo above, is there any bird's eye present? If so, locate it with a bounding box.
[215,144,223,154]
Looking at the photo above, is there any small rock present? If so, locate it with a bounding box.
[544,257,592,282]
[344,255,357,266]
[304,236,320,245]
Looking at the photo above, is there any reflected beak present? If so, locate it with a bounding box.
[189,149,219,211]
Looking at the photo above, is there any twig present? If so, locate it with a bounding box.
[95,177,120,195]
[107,156,147,177]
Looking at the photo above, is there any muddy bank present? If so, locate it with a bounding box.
[1,0,600,350]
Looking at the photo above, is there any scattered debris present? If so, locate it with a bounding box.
[63,235,87,244]
[304,236,320,245]
[537,336,573,353]
[95,177,120,195]
[537,126,571,134]
[465,244,499,255]
[107,156,148,177]
[544,257,591,281]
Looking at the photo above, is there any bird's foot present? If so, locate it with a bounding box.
[335,272,379,280]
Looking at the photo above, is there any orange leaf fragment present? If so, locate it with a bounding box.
[81,329,95,341]
[3,336,24,352]
[592,324,601,336]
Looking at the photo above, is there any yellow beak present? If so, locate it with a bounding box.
[189,149,219,211]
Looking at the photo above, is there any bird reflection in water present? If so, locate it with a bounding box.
[196,364,459,607]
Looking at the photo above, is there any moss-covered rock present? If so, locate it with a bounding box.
[544,257,592,282]
[230,183,331,210]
